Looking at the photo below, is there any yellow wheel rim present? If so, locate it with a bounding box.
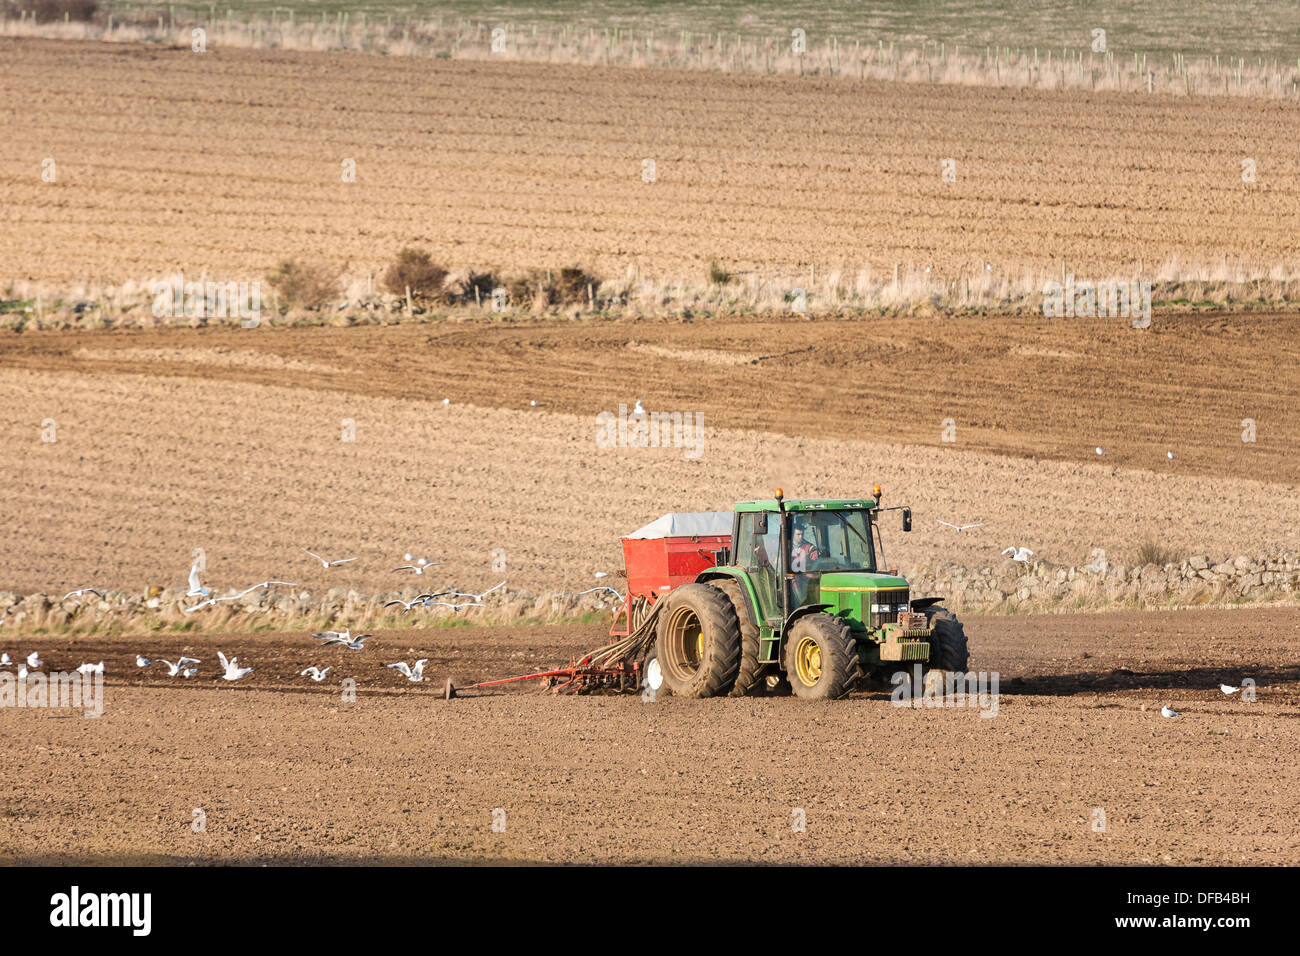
[794,636,822,686]
[697,633,705,659]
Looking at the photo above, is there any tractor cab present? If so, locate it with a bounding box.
[723,488,916,632]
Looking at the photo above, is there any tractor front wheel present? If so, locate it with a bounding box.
[655,584,742,698]
[783,613,859,700]
[921,606,970,695]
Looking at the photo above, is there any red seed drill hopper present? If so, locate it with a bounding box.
[609,511,733,637]
[444,512,732,698]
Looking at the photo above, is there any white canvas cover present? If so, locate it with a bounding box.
[624,512,733,539]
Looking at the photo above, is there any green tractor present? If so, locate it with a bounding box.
[648,488,968,700]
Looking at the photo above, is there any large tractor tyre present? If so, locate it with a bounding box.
[710,578,763,698]
[783,613,859,701]
[655,583,742,698]
[921,606,970,694]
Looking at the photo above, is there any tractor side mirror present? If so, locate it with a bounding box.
[755,513,769,535]
[902,508,912,532]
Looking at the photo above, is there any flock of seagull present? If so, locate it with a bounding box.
[31,548,512,688]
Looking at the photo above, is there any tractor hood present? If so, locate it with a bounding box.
[817,571,909,591]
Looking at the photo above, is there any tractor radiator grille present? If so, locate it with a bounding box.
[870,590,909,628]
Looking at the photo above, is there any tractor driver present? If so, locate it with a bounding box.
[790,518,822,604]
[790,521,821,571]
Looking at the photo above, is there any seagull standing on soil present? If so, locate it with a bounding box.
[1094,447,1105,456]
[0,653,12,667]
[387,659,428,682]
[633,398,645,415]
[76,662,104,675]
[136,655,151,668]
[217,651,253,681]
[1002,547,1034,563]
[937,521,984,532]
[1161,705,1179,718]
[26,652,42,669]
[300,666,331,682]
[303,549,358,568]
[1220,683,1241,695]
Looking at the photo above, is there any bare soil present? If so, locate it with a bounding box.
[2,606,1297,864]
[0,317,1295,596]
[3,38,1300,284]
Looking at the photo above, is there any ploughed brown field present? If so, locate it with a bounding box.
[0,315,1297,596]
[2,37,1300,285]
[2,607,1297,864]
[2,35,1298,868]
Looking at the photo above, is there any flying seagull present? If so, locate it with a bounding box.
[442,581,506,603]
[300,666,331,682]
[383,594,448,612]
[1002,547,1034,563]
[181,667,197,678]
[303,549,357,568]
[184,580,296,613]
[186,563,210,598]
[387,659,428,682]
[76,662,104,675]
[63,588,104,600]
[26,651,42,669]
[136,655,151,668]
[1220,683,1240,695]
[426,600,485,611]
[937,521,984,532]
[217,651,253,681]
[395,556,443,575]
[576,586,621,600]
[159,656,200,677]
[315,630,371,650]
[1161,705,1179,718]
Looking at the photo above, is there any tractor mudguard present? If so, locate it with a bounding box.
[696,569,760,628]
[783,603,834,632]
[910,596,944,613]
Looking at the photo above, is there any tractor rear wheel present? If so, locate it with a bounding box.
[711,578,763,697]
[783,613,859,700]
[655,583,742,698]
[921,606,970,694]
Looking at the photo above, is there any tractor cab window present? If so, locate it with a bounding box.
[736,511,781,622]
[789,510,875,606]
[793,511,876,575]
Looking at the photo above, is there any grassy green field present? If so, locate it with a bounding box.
[104,0,1300,61]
